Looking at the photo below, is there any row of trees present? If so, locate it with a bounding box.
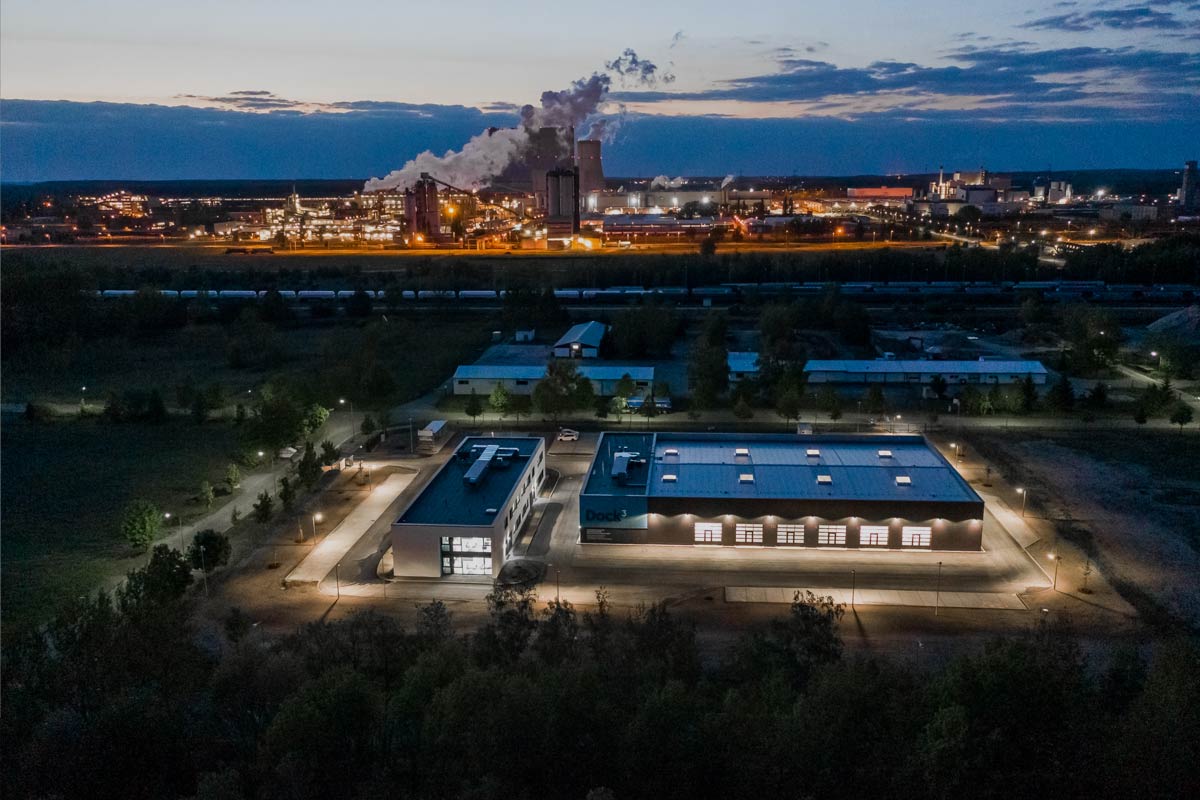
[4,574,1197,800]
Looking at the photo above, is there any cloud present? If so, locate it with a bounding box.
[1022,6,1190,31]
[612,43,1200,123]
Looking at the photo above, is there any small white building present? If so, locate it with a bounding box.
[391,437,545,578]
[804,359,1048,385]
[727,352,760,383]
[452,364,654,396]
[515,329,537,343]
[553,321,608,358]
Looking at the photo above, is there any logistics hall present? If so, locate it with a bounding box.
[579,433,983,551]
[391,436,545,578]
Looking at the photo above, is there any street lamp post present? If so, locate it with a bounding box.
[851,569,856,610]
[164,512,184,551]
[1017,487,1028,517]
[1049,553,1060,590]
[334,562,341,600]
[311,512,323,541]
[80,385,87,410]
[935,561,943,616]
[409,417,414,454]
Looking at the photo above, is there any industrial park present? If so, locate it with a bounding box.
[4,3,1200,798]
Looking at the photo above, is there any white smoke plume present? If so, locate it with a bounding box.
[650,175,687,189]
[365,51,666,193]
[720,174,736,189]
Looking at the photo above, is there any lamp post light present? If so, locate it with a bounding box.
[1017,487,1028,517]
[164,512,183,551]
[935,561,943,616]
[851,569,856,610]
[334,562,341,601]
[1048,553,1060,591]
[80,385,88,409]
[312,512,323,541]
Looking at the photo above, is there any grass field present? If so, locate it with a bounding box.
[3,313,496,406]
[1,417,243,629]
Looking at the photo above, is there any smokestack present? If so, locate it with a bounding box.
[577,139,604,205]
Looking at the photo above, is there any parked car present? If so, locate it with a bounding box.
[557,428,580,442]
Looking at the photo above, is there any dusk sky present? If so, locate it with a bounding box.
[2,0,1198,180]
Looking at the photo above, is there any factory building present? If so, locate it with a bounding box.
[727,352,760,383]
[404,177,440,240]
[1181,160,1199,213]
[804,359,1048,385]
[545,167,580,237]
[452,364,653,396]
[577,139,605,208]
[392,436,545,577]
[579,433,984,551]
[553,320,607,358]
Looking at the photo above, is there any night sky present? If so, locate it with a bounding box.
[2,0,1197,180]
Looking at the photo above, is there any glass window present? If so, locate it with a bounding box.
[735,523,763,544]
[442,537,492,554]
[451,556,492,575]
[777,524,805,546]
[694,522,722,544]
[860,525,889,546]
[902,526,932,548]
[818,524,847,546]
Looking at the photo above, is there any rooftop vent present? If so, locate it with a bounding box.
[817,474,833,485]
[895,475,912,486]
[464,444,499,486]
[664,448,679,456]
[485,507,499,515]
[878,450,893,458]
[735,447,750,458]
[662,474,678,483]
[612,451,642,485]
[807,448,821,457]
[739,473,755,484]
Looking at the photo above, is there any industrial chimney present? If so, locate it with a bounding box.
[577,139,605,211]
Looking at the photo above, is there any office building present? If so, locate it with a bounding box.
[391,436,545,577]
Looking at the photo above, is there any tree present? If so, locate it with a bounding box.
[320,439,339,466]
[298,440,322,488]
[224,607,252,643]
[345,288,372,318]
[699,236,718,256]
[464,390,484,424]
[955,204,982,224]
[614,373,637,411]
[1085,381,1108,409]
[532,359,592,421]
[187,529,231,573]
[594,395,611,418]
[199,480,215,509]
[689,334,729,409]
[1134,407,1148,426]
[489,383,511,420]
[727,591,845,690]
[734,397,753,419]
[1045,374,1075,412]
[509,395,532,424]
[190,392,209,424]
[1169,401,1193,433]
[863,385,887,415]
[118,545,194,613]
[120,499,162,549]
[253,491,274,523]
[225,463,241,491]
[1018,375,1038,414]
[279,476,296,510]
[360,414,377,436]
[929,374,948,401]
[776,389,802,426]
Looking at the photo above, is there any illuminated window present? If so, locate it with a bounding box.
[902,526,932,548]
[860,525,889,546]
[818,525,847,546]
[694,522,722,544]
[777,524,805,545]
[735,523,763,544]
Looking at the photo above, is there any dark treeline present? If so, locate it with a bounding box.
[4,552,1197,800]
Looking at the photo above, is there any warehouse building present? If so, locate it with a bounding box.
[452,364,653,396]
[553,321,608,358]
[391,436,545,577]
[579,432,983,551]
[804,359,1047,385]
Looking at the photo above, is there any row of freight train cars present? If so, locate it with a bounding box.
[95,280,1197,304]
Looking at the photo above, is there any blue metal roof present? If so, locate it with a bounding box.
[554,321,608,349]
[584,432,980,504]
[397,437,541,526]
[805,359,1047,375]
[453,364,654,382]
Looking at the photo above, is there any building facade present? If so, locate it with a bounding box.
[804,359,1047,385]
[579,433,984,551]
[451,364,653,396]
[392,436,545,578]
